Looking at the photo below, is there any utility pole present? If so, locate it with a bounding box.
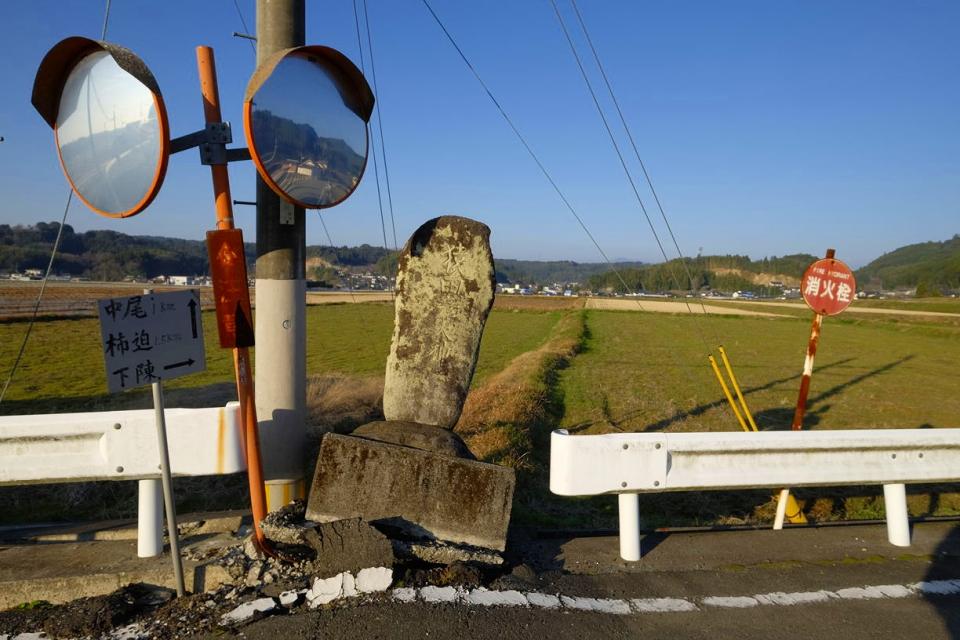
[255,0,307,509]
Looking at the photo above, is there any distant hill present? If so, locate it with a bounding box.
[493,259,646,285]
[855,235,960,294]
[2,223,957,294]
[585,254,818,294]
[0,223,389,281]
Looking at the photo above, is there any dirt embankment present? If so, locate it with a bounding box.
[456,311,586,467]
[711,268,800,287]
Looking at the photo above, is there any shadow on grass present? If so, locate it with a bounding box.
[752,354,915,430]
[569,354,915,434]
[566,356,859,434]
[0,382,239,416]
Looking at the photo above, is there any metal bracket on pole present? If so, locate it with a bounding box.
[170,122,250,165]
[279,200,296,225]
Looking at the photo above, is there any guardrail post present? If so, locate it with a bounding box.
[883,483,910,546]
[137,478,163,558]
[619,493,641,561]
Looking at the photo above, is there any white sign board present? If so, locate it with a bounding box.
[97,290,206,393]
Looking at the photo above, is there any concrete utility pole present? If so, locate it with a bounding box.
[255,0,307,509]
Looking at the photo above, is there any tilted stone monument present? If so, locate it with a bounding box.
[307,215,514,553]
[383,215,496,428]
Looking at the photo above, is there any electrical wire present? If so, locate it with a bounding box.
[569,0,721,341]
[362,0,399,252]
[353,0,391,256]
[100,0,112,40]
[1,0,113,406]
[549,0,711,352]
[0,192,74,405]
[231,0,257,55]
[419,0,646,308]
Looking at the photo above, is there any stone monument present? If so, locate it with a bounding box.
[306,215,514,553]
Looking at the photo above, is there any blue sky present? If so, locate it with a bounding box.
[1,1,957,267]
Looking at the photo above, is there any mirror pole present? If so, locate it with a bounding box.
[195,46,272,554]
[255,0,308,511]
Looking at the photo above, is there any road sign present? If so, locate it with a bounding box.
[800,258,856,316]
[97,290,206,393]
[207,228,254,348]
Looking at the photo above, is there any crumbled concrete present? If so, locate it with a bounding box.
[342,572,358,598]
[383,216,496,429]
[220,597,276,625]
[279,589,305,607]
[307,434,515,551]
[261,503,395,576]
[353,420,475,459]
[356,567,393,593]
[392,538,503,566]
[306,573,344,607]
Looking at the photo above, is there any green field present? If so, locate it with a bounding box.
[2,299,959,527]
[558,309,960,434]
[0,304,566,414]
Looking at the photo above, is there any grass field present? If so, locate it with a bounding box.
[0,303,567,414]
[558,309,960,434]
[2,293,959,529]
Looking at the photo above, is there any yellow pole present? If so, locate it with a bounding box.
[708,355,749,432]
[714,347,807,525]
[718,346,758,432]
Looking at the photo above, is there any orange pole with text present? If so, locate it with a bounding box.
[195,46,270,552]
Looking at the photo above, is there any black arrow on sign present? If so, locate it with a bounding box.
[187,298,198,339]
[164,359,196,371]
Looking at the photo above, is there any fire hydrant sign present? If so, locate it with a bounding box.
[801,258,856,316]
[97,290,206,393]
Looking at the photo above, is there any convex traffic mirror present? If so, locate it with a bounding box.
[243,46,374,209]
[32,37,170,218]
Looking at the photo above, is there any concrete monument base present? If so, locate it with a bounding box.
[306,434,515,552]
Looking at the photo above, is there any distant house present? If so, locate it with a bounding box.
[169,276,194,286]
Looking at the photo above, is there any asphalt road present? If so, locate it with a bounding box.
[233,596,960,640]
[223,521,960,640]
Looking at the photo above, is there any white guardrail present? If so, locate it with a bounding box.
[550,428,960,561]
[0,402,245,557]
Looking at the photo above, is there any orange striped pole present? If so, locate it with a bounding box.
[791,248,834,430]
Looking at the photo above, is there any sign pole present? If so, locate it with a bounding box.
[791,248,834,431]
[144,288,186,597]
[151,378,187,597]
[776,248,856,529]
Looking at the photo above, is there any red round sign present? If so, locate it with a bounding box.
[801,258,856,316]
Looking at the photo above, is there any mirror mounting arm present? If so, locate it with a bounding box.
[170,122,249,166]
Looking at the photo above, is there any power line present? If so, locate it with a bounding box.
[0,192,73,405]
[550,0,711,351]
[2,0,114,407]
[231,0,257,54]
[362,0,399,252]
[353,0,391,254]
[569,0,720,338]
[100,0,112,39]
[419,0,646,306]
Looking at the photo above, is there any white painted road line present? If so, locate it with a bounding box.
[390,578,960,615]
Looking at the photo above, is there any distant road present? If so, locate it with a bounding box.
[305,291,393,304]
[586,297,787,317]
[721,298,960,318]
